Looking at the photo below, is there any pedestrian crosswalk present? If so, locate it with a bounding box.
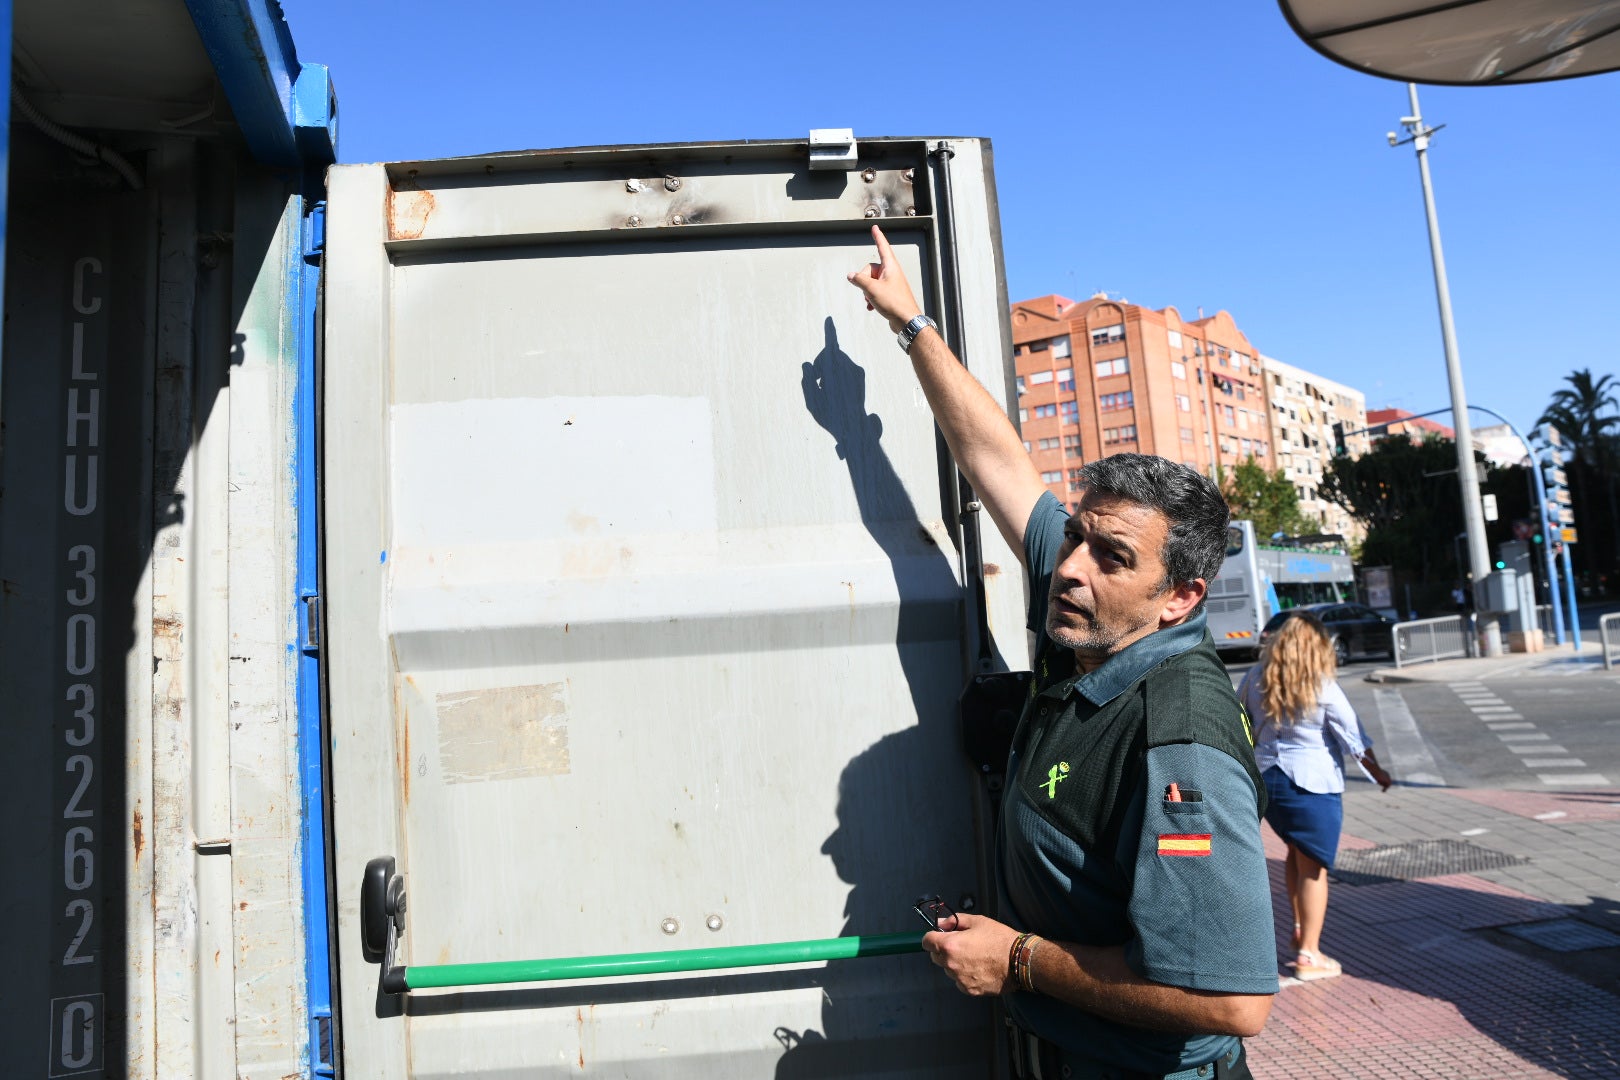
[1449,680,1609,787]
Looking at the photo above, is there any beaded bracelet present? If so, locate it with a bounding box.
[1019,935,1042,993]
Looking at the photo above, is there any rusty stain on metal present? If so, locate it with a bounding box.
[388,188,436,240]
[984,563,1001,577]
[132,807,145,861]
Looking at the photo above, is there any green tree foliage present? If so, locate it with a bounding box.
[1320,435,1529,614]
[1222,455,1312,539]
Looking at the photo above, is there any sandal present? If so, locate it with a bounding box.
[1293,950,1342,981]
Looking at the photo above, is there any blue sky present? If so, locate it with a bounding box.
[282,1,1617,441]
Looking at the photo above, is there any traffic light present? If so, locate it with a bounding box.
[1494,559,1506,570]
[1332,422,1346,456]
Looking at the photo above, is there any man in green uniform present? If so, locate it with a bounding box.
[848,227,1277,1080]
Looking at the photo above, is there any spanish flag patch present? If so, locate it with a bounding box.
[1158,833,1212,857]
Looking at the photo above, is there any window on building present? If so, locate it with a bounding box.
[1176,394,1191,412]
[1064,435,1083,456]
[1091,323,1125,347]
[1028,370,1053,386]
[1016,376,1026,395]
[1060,401,1079,423]
[1030,340,1050,353]
[1223,405,1235,424]
[1033,403,1057,418]
[1052,337,1072,359]
[1056,367,1074,391]
[1038,437,1061,450]
[1238,410,1248,430]
[1066,468,1084,485]
[1018,408,1028,422]
[1236,385,1246,401]
[1196,368,1205,385]
[1241,438,1252,455]
[1192,341,1203,356]
[1167,329,1183,348]
[1170,360,1186,380]
[1094,357,1129,378]
[1022,440,1031,451]
[1180,426,1194,442]
[1040,470,1063,484]
[1100,391,1135,411]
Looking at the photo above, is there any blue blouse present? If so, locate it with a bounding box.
[1238,667,1372,794]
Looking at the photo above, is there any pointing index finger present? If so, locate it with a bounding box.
[871,224,898,271]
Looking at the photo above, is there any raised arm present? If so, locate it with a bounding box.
[847,225,1047,558]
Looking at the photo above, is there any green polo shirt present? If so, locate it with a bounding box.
[999,493,1277,1075]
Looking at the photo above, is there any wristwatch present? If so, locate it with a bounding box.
[897,314,938,354]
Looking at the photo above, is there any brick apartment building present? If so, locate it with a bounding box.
[1010,294,1273,509]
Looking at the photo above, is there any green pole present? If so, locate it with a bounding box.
[403,931,926,991]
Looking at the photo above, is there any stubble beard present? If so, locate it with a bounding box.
[1046,583,1156,658]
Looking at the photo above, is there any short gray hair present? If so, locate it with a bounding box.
[1077,454,1230,595]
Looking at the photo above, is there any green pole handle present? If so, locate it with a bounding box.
[402,931,927,991]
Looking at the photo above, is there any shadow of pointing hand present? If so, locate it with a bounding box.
[802,317,882,460]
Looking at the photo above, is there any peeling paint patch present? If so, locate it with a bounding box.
[437,682,572,783]
[389,188,436,240]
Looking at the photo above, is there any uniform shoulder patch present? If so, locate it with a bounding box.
[1157,833,1212,857]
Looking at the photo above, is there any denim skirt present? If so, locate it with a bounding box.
[1261,765,1343,869]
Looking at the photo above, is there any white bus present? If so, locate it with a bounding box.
[1206,521,1357,658]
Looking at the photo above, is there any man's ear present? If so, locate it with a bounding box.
[1158,578,1206,625]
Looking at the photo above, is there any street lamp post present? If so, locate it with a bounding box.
[1389,84,1502,657]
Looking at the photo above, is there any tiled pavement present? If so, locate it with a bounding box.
[1248,784,1620,1078]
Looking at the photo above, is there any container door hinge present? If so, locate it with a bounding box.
[301,592,321,655]
[304,200,326,264]
[808,128,858,171]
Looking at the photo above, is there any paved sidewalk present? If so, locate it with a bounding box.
[1249,783,1620,1078]
[1367,640,1614,684]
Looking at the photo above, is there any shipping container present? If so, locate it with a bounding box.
[2,3,1028,1077]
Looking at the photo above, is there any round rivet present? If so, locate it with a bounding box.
[664,176,681,191]
[906,207,918,216]
[861,168,877,183]
[863,205,880,218]
[660,917,680,935]
[705,914,724,932]
[902,168,916,183]
[1197,1068,1208,1077]
[671,214,684,225]
[627,215,641,227]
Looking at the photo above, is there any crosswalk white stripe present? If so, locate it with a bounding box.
[1487,722,1534,730]
[1374,688,1445,787]
[1524,758,1587,768]
[1507,744,1568,754]
[1498,733,1551,742]
[1541,773,1609,785]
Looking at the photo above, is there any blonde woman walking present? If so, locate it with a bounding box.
[1238,612,1392,981]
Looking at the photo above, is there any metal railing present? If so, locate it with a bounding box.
[1602,613,1620,672]
[1392,614,1473,668]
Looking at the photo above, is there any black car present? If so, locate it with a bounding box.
[1260,602,1396,662]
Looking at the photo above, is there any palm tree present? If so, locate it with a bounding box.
[1537,369,1619,570]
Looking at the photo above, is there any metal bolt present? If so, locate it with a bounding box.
[626,178,645,193]
[863,206,880,219]
[902,168,916,183]
[671,214,684,225]
[861,168,877,183]
[906,207,918,216]
[664,176,681,192]
[660,917,680,935]
[960,894,977,911]
[627,215,641,227]
[980,763,991,773]
[965,500,983,513]
[705,914,724,932]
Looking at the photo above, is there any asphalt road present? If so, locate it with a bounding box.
[1223,658,1620,792]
